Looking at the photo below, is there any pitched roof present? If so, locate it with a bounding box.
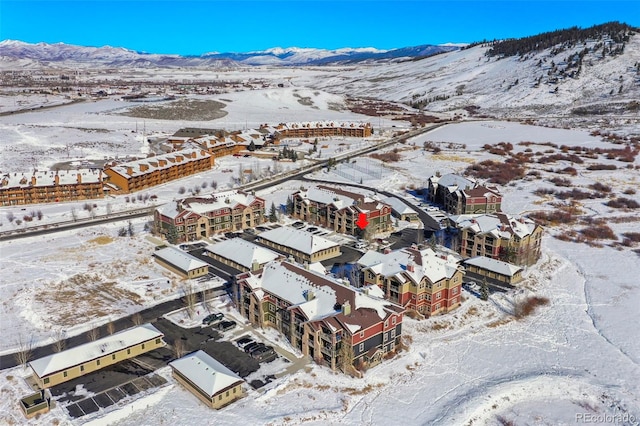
[106,148,211,178]
[451,213,538,239]
[169,350,243,398]
[154,246,209,272]
[241,261,403,332]
[257,226,339,255]
[204,239,280,269]
[463,256,522,277]
[29,324,163,378]
[178,190,264,215]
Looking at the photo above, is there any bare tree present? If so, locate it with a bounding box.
[172,339,186,359]
[87,326,100,342]
[106,322,116,336]
[183,283,197,319]
[52,328,66,353]
[14,335,34,369]
[132,312,143,326]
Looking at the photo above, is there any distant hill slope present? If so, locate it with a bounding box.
[0,40,458,68]
[296,22,640,116]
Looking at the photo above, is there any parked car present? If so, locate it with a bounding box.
[236,337,254,349]
[216,320,237,331]
[465,282,481,293]
[202,313,224,325]
[251,346,276,361]
[249,344,272,356]
[354,240,368,250]
[243,342,261,353]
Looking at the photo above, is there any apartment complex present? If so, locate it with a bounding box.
[153,246,210,279]
[0,169,105,206]
[463,256,524,285]
[428,173,502,215]
[29,324,165,389]
[268,121,373,139]
[204,238,281,272]
[235,261,404,371]
[104,148,213,193]
[292,186,392,237]
[451,212,543,266]
[358,247,464,317]
[154,191,266,243]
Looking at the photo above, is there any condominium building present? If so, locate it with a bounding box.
[0,169,105,206]
[268,122,373,139]
[255,226,341,264]
[104,148,213,193]
[451,212,543,266]
[234,260,404,372]
[292,186,392,237]
[427,173,502,215]
[154,191,266,243]
[358,247,464,317]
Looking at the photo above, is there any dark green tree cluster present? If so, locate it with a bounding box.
[278,146,298,162]
[487,22,636,58]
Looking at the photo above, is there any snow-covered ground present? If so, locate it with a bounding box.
[1,108,639,426]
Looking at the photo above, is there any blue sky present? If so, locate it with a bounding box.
[1,1,639,54]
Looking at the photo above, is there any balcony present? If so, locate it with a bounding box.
[320,345,335,357]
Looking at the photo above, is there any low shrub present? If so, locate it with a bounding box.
[606,197,640,209]
[514,296,550,319]
[587,164,617,171]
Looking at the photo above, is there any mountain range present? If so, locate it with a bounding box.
[0,40,460,68]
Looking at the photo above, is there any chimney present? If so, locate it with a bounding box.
[251,260,260,272]
[407,261,415,273]
[77,173,82,183]
[140,163,148,172]
[127,166,133,175]
[384,248,391,254]
[342,300,351,316]
[31,175,37,186]
[54,173,60,185]
[305,290,315,301]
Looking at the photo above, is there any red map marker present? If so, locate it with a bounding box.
[355,213,369,229]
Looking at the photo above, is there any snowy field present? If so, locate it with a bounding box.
[1,113,639,425]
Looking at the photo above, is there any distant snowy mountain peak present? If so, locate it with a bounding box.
[0,40,459,68]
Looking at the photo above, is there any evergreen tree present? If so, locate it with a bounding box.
[248,140,256,151]
[166,223,179,245]
[286,196,294,215]
[268,202,277,222]
[480,277,489,301]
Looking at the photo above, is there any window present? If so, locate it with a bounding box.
[392,316,396,325]
[112,354,116,360]
[233,388,237,394]
[44,378,50,384]
[384,320,388,328]
[63,371,68,378]
[383,333,388,343]
[436,292,441,300]
[97,359,100,366]
[359,343,364,352]
[80,365,84,372]
[226,391,229,397]
[359,331,364,338]
[127,349,131,355]
[141,343,145,350]
[391,329,396,339]
[218,395,222,401]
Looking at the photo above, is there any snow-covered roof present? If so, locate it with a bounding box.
[0,169,103,189]
[257,226,339,255]
[169,350,243,398]
[297,186,360,209]
[204,239,280,269]
[177,190,263,216]
[430,173,476,191]
[380,196,418,215]
[154,246,209,272]
[29,323,163,378]
[106,148,210,178]
[275,121,371,132]
[241,261,402,331]
[464,256,522,277]
[358,247,460,285]
[451,213,538,239]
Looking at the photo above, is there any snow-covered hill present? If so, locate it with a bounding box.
[293,34,640,116]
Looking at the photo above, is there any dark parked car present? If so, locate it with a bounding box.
[251,346,276,361]
[202,313,224,325]
[244,342,263,354]
[216,320,237,331]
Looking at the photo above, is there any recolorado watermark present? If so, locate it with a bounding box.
[575,412,637,424]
